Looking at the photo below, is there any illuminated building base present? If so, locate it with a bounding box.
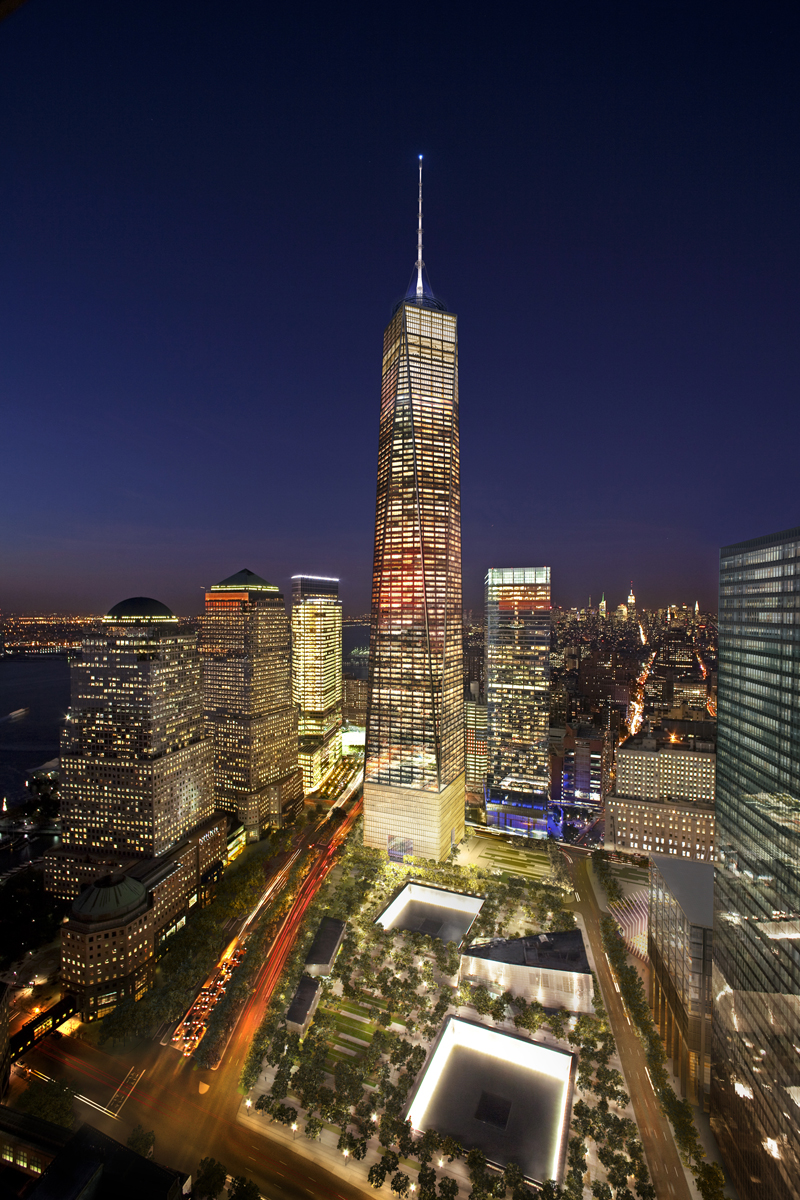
[363,772,465,862]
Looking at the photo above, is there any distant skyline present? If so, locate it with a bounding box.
[2,4,800,617]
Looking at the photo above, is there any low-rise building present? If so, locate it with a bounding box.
[61,816,226,1020]
[648,854,713,1109]
[304,917,346,977]
[459,928,594,1013]
[285,976,322,1036]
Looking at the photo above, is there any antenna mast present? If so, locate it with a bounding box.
[415,155,424,299]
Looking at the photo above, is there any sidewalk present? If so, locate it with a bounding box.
[236,1095,472,1197]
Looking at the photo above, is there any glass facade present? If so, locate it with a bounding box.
[712,526,800,1199]
[485,567,551,792]
[202,570,302,837]
[649,856,713,1109]
[291,575,343,791]
[364,294,465,861]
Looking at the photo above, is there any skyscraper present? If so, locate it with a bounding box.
[712,526,800,1200]
[485,568,551,794]
[202,569,302,838]
[46,597,214,898]
[364,160,465,862]
[292,575,343,791]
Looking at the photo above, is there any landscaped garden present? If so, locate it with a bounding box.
[242,823,657,1200]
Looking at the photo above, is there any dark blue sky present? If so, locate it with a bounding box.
[2,2,799,616]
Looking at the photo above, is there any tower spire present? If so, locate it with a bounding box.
[415,155,424,299]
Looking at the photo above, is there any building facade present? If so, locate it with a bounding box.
[485,567,551,793]
[615,734,716,804]
[649,855,713,1110]
[712,526,800,1200]
[291,576,343,791]
[202,569,302,838]
[550,723,612,807]
[605,794,715,860]
[364,166,465,862]
[61,816,226,1020]
[46,597,214,899]
[465,699,488,798]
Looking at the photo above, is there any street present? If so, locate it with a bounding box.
[570,852,692,1200]
[10,798,371,1200]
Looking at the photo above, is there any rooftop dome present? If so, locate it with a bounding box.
[72,872,147,922]
[105,596,176,621]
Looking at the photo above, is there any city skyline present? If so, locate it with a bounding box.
[3,6,800,616]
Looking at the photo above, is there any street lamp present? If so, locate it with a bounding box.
[245,1098,252,1109]
[370,1112,378,1123]
[342,1148,349,1167]
[291,1122,297,1140]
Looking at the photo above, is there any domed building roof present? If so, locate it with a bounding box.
[105,596,177,621]
[72,872,147,922]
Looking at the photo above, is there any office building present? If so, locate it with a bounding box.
[604,733,716,859]
[550,722,611,807]
[343,677,368,726]
[485,567,551,793]
[291,575,343,790]
[46,597,214,898]
[628,582,637,620]
[364,160,465,862]
[60,815,226,1020]
[202,569,302,838]
[616,733,716,804]
[465,699,488,798]
[712,526,800,1200]
[648,855,713,1110]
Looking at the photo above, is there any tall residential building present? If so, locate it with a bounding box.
[291,575,343,791]
[202,569,302,838]
[45,597,214,899]
[712,526,800,1200]
[485,568,551,794]
[364,160,465,862]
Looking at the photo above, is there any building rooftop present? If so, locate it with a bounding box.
[71,873,147,922]
[304,917,346,971]
[463,928,591,975]
[105,597,176,621]
[650,854,714,928]
[210,568,278,592]
[286,976,322,1027]
[28,1122,185,1200]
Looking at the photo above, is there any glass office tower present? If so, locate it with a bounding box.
[712,526,800,1200]
[202,569,302,838]
[291,575,343,791]
[364,167,464,862]
[485,568,551,792]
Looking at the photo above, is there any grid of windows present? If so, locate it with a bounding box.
[364,299,464,861]
[712,526,800,1200]
[485,568,551,792]
[203,580,302,834]
[292,578,343,791]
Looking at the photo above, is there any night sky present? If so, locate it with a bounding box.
[2,2,800,617]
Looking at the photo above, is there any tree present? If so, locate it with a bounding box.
[15,1078,74,1129]
[439,1178,459,1200]
[194,1157,228,1199]
[126,1124,155,1158]
[695,1162,726,1200]
[440,1135,463,1162]
[304,1116,322,1140]
[368,1162,387,1189]
[391,1172,411,1197]
[228,1176,261,1200]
